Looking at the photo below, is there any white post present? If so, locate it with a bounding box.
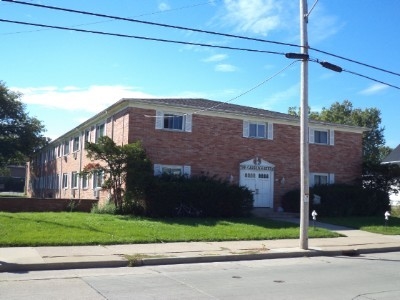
[299,0,310,250]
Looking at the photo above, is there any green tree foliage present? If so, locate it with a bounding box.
[83,136,152,211]
[289,100,398,204]
[0,81,47,166]
[289,100,385,166]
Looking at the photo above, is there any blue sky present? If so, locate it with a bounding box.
[1,0,399,147]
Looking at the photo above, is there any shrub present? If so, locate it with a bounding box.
[281,184,390,217]
[91,202,118,215]
[143,174,253,218]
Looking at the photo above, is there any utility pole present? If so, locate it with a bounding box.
[299,0,309,250]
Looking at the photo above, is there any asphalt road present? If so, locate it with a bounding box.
[1,252,400,299]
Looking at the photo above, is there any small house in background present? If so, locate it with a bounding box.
[26,98,366,211]
[382,144,400,206]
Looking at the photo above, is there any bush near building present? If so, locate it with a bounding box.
[281,184,389,217]
[138,174,254,218]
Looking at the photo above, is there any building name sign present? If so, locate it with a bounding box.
[240,165,274,171]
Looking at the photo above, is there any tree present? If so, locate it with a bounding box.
[289,100,399,199]
[0,81,48,167]
[83,136,152,211]
[289,100,386,166]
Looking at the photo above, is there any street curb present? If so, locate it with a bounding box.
[3,246,400,272]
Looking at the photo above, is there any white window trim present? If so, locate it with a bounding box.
[155,110,192,132]
[243,120,273,140]
[309,128,334,145]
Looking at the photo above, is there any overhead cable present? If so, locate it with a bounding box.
[3,0,300,48]
[0,18,285,55]
[5,0,400,79]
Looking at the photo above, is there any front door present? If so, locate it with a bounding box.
[240,158,274,208]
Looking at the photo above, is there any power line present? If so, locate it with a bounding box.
[309,59,400,90]
[0,18,285,56]
[5,0,400,79]
[3,0,300,49]
[1,0,221,36]
[144,60,299,119]
[2,17,399,91]
[343,69,400,90]
[309,47,400,78]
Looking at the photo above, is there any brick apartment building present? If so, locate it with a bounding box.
[26,98,366,210]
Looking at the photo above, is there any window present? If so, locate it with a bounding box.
[243,121,273,139]
[155,111,192,132]
[82,174,88,189]
[310,173,334,187]
[93,171,104,189]
[62,173,68,189]
[249,122,267,138]
[95,123,105,142]
[63,140,70,156]
[154,164,191,177]
[71,172,78,189]
[84,129,91,145]
[309,128,334,145]
[73,136,80,152]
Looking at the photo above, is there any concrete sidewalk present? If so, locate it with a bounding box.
[1,220,400,272]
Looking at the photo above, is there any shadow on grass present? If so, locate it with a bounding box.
[135,216,300,229]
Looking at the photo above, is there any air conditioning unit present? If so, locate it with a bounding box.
[93,189,99,199]
[71,189,76,198]
[73,152,77,160]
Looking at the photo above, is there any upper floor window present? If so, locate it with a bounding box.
[63,140,70,156]
[95,123,105,142]
[84,129,91,145]
[243,121,273,140]
[73,136,80,152]
[309,128,334,145]
[155,111,192,132]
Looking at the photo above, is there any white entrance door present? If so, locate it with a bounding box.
[240,158,274,208]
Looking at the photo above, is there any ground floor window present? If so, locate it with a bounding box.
[310,172,334,186]
[154,164,191,177]
[62,173,68,189]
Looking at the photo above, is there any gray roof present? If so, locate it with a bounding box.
[52,97,368,143]
[123,98,297,121]
[382,144,400,164]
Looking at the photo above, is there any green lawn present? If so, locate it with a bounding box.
[0,212,340,247]
[322,216,400,235]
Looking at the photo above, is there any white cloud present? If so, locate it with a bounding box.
[14,85,155,113]
[215,63,237,72]
[221,0,286,36]
[261,83,299,111]
[308,6,345,44]
[359,83,389,95]
[158,2,170,11]
[203,54,228,62]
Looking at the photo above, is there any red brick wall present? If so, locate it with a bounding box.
[26,104,363,210]
[0,198,98,212]
[125,108,363,208]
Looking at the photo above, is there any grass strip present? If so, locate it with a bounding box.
[322,216,400,235]
[0,212,339,247]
